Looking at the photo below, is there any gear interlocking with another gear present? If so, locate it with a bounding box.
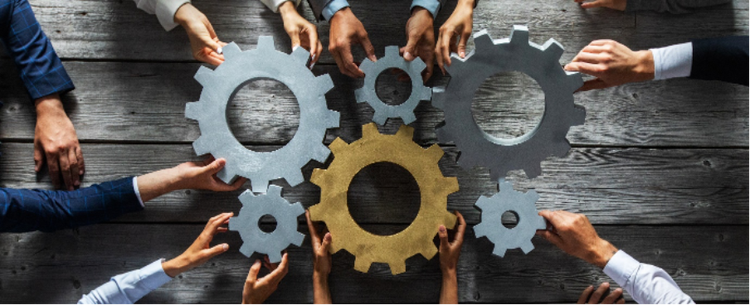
[229,185,305,263]
[474,179,546,257]
[185,37,340,193]
[308,123,458,275]
[433,25,586,180]
[355,46,432,125]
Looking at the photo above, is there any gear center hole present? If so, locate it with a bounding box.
[228,79,300,147]
[471,71,545,143]
[502,211,519,229]
[347,162,421,236]
[375,69,412,106]
[259,214,278,233]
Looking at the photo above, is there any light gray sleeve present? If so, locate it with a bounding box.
[625,0,731,14]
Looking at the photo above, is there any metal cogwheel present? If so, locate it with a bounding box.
[185,37,340,193]
[228,185,305,263]
[308,123,458,275]
[474,179,546,257]
[433,25,586,180]
[355,46,431,125]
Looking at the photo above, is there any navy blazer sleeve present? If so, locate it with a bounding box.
[689,36,748,86]
[0,177,143,233]
[0,0,75,100]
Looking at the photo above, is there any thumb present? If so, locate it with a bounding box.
[578,78,609,92]
[289,30,301,50]
[201,243,229,260]
[33,140,43,172]
[458,31,470,58]
[321,232,332,252]
[204,158,226,175]
[200,34,222,53]
[581,0,605,9]
[438,225,449,248]
[402,38,418,61]
[247,259,262,281]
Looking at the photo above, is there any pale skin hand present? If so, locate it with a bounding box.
[328,7,377,78]
[174,3,227,66]
[436,0,475,75]
[306,211,332,304]
[162,212,232,277]
[578,282,625,304]
[279,1,322,66]
[242,253,290,304]
[402,7,435,83]
[536,210,619,269]
[564,39,654,91]
[136,157,247,202]
[574,0,627,11]
[34,94,84,191]
[437,211,466,304]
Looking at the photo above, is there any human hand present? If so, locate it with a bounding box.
[438,211,464,304]
[402,7,435,83]
[279,1,322,67]
[34,94,84,190]
[328,7,376,78]
[435,0,474,75]
[306,210,332,304]
[578,282,625,304]
[574,0,627,11]
[242,253,290,304]
[174,3,226,66]
[173,157,247,191]
[564,40,654,91]
[162,212,232,277]
[537,211,618,268]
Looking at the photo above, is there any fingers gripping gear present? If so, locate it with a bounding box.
[474,179,546,257]
[432,26,586,180]
[355,46,432,125]
[186,37,340,193]
[308,123,459,275]
[229,185,305,263]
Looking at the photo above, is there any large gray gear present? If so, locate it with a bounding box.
[228,185,305,263]
[474,179,546,258]
[432,25,586,180]
[186,37,340,193]
[355,46,431,125]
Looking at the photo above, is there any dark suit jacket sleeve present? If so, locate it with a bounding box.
[625,0,731,13]
[0,177,143,233]
[689,36,748,86]
[306,0,331,21]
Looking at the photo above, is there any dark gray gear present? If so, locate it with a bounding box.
[229,185,305,263]
[186,37,340,193]
[474,179,546,257]
[433,25,586,180]
[355,46,431,125]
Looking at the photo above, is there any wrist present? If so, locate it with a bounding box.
[411,6,434,21]
[441,266,457,279]
[278,1,296,17]
[162,255,191,277]
[173,3,195,26]
[34,94,64,118]
[329,7,352,22]
[589,239,618,269]
[313,270,330,282]
[457,0,476,8]
[634,50,655,81]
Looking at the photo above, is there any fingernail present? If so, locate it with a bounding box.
[439,225,446,232]
[404,52,413,60]
[222,244,229,251]
[460,51,465,57]
[292,45,299,51]
[217,47,223,54]
[324,233,331,241]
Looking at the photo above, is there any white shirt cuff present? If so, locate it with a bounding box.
[603,250,640,288]
[155,0,190,31]
[411,0,441,19]
[322,0,350,21]
[141,259,174,286]
[262,0,302,13]
[132,177,145,208]
[650,42,693,80]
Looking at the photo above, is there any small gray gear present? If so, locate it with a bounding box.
[186,37,340,193]
[474,179,546,257]
[355,46,431,125]
[228,185,305,263]
[433,25,586,180]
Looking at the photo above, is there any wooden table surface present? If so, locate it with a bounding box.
[0,0,747,303]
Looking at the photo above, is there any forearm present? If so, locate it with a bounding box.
[312,273,332,303]
[439,269,458,304]
[136,166,185,202]
[35,94,66,120]
[79,259,173,304]
[626,0,731,13]
[603,251,694,304]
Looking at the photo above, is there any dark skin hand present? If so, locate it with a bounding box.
[578,282,625,304]
[402,7,436,83]
[328,7,377,78]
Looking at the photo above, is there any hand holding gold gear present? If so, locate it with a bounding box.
[308,123,459,275]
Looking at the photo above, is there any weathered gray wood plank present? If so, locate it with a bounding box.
[1,61,747,147]
[0,143,745,225]
[0,224,746,303]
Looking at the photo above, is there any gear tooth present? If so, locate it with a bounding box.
[328,138,348,155]
[192,135,212,156]
[443,211,458,229]
[291,46,311,65]
[509,25,530,46]
[361,123,381,138]
[572,106,586,125]
[385,45,400,57]
[217,168,238,185]
[473,222,489,238]
[473,29,495,51]
[431,86,446,109]
[354,88,368,103]
[315,74,335,94]
[359,58,375,73]
[552,140,571,157]
[239,243,255,258]
[411,56,427,73]
[474,195,491,210]
[388,260,406,275]
[228,216,240,231]
[311,143,331,163]
[307,204,323,221]
[238,189,257,204]
[492,245,508,258]
[256,36,275,51]
[520,241,535,254]
[268,251,283,263]
[267,185,282,198]
[420,242,438,260]
[542,38,564,59]
[534,214,547,230]
[395,124,415,140]
[284,169,305,187]
[185,101,203,120]
[354,257,373,273]
[419,86,432,101]
[325,110,341,128]
[401,111,417,125]
[566,72,584,92]
[290,202,306,218]
[526,189,540,203]
[310,168,326,186]
[193,65,214,86]
[424,145,445,163]
[498,179,513,193]
[222,42,243,59]
[292,231,306,246]
[523,163,542,179]
[250,178,270,194]
[371,112,388,125]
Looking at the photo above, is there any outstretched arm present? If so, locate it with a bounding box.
[307,211,333,304]
[574,0,730,13]
[438,211,466,304]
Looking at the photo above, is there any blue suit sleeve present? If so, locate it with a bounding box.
[0,177,143,233]
[0,0,75,100]
[689,36,748,86]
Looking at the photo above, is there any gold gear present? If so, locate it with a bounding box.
[308,123,459,275]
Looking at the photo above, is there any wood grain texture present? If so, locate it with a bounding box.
[0,143,746,225]
[0,224,746,303]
